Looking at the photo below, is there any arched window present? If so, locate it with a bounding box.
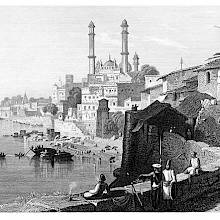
[206,72,211,84]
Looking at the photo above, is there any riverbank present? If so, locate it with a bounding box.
[1,144,220,212]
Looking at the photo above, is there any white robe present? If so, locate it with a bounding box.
[162,169,175,200]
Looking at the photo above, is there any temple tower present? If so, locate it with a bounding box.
[88,21,96,75]
[96,99,110,138]
[121,19,129,73]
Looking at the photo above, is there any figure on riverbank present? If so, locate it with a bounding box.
[184,152,201,176]
[83,174,110,199]
[162,160,176,210]
[138,164,162,210]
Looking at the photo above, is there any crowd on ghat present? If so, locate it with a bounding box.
[70,151,201,210]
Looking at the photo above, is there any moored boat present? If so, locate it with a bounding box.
[54,151,73,161]
[15,152,25,157]
[0,152,6,158]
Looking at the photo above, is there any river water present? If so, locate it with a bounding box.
[0,119,116,205]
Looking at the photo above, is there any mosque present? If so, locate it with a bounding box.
[87,19,139,85]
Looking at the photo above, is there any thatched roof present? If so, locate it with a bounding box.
[177,91,215,118]
[131,100,187,131]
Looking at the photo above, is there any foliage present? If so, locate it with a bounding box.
[67,87,82,108]
[132,64,159,83]
[42,103,58,116]
[103,118,118,137]
[103,111,125,137]
[112,111,125,136]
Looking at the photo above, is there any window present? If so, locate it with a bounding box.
[93,106,95,110]
[206,72,211,84]
[113,102,116,106]
[84,106,86,110]
[88,106,90,110]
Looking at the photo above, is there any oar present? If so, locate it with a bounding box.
[24,148,32,156]
[131,181,145,210]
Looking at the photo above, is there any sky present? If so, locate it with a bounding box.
[0,6,220,100]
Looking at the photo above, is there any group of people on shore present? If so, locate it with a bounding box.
[138,151,201,210]
[75,151,201,210]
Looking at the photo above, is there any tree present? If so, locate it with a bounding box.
[43,103,58,116]
[112,111,125,136]
[67,87,82,109]
[43,103,58,129]
[132,64,159,83]
[103,118,118,137]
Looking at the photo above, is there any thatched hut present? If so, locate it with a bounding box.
[110,101,188,188]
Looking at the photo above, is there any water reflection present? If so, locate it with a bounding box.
[0,158,6,167]
[30,156,76,179]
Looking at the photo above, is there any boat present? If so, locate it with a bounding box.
[12,132,19,138]
[54,151,73,161]
[40,148,57,160]
[0,152,6,158]
[15,153,25,157]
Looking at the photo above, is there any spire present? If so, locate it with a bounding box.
[109,54,111,61]
[120,19,129,73]
[133,52,139,72]
[23,92,28,104]
[88,21,95,28]
[180,57,183,70]
[121,19,128,28]
[88,21,96,75]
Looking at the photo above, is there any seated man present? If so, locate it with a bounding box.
[184,152,201,176]
[83,174,110,199]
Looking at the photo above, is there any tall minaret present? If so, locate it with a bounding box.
[133,52,139,72]
[121,19,129,73]
[88,21,96,75]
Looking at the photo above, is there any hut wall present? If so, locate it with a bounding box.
[120,111,139,177]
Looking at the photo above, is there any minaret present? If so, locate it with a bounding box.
[133,52,139,72]
[121,19,129,73]
[88,21,96,75]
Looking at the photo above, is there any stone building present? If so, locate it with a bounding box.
[140,83,163,109]
[158,65,199,107]
[96,99,110,138]
[196,53,220,101]
[117,82,145,106]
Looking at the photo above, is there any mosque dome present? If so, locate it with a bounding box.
[103,56,118,69]
[103,60,115,68]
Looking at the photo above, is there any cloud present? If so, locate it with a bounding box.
[144,36,187,50]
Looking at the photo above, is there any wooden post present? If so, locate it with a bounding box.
[158,128,163,165]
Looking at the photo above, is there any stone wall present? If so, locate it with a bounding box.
[162,132,219,173]
[198,69,218,99]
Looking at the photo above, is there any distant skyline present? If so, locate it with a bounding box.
[1,6,220,100]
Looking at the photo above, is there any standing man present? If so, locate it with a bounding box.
[162,160,176,210]
[138,164,162,210]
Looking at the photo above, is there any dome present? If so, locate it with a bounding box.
[121,19,128,27]
[103,60,114,68]
[103,57,118,69]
